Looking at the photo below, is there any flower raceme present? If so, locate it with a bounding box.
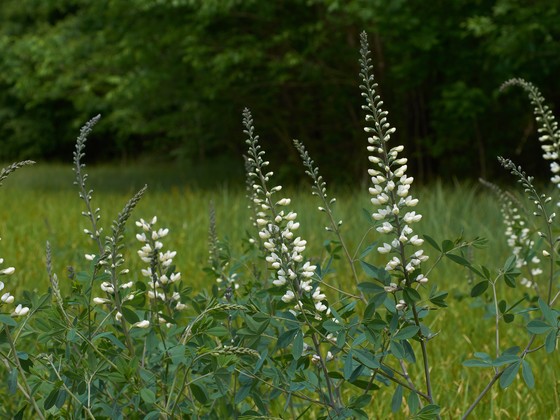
[136,217,187,314]
[359,32,428,287]
[0,255,29,317]
[243,108,329,315]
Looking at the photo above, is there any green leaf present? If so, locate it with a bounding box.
[423,235,441,251]
[8,369,17,395]
[470,280,488,297]
[357,282,385,294]
[526,320,553,335]
[354,349,380,370]
[390,341,405,360]
[392,325,419,340]
[350,394,371,409]
[498,300,507,314]
[140,388,156,405]
[503,313,515,323]
[322,320,343,333]
[429,290,448,308]
[66,328,78,343]
[121,306,139,324]
[503,255,516,272]
[292,330,303,360]
[403,287,421,303]
[544,329,557,353]
[499,361,521,389]
[277,328,299,349]
[538,298,557,325]
[445,253,471,266]
[359,261,390,282]
[391,385,403,413]
[190,383,208,405]
[206,326,229,337]
[44,387,59,410]
[463,359,492,368]
[344,351,354,380]
[336,330,346,348]
[359,244,377,259]
[414,404,441,419]
[0,315,17,327]
[492,354,520,367]
[408,391,420,415]
[441,240,453,253]
[521,360,535,389]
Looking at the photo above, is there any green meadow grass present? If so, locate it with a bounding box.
[0,163,558,417]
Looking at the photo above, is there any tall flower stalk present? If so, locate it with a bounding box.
[501,79,560,195]
[359,31,433,402]
[293,139,366,302]
[243,108,339,411]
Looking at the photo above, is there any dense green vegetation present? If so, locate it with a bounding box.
[1,1,559,181]
[0,164,558,417]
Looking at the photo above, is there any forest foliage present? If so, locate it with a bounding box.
[1,0,559,181]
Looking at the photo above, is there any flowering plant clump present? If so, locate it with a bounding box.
[0,32,558,420]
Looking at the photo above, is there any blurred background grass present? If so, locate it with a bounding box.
[0,162,558,418]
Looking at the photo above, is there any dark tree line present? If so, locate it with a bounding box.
[1,0,559,182]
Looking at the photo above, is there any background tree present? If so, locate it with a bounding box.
[0,0,559,182]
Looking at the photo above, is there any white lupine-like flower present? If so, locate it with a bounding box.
[315,301,327,312]
[12,304,29,317]
[133,320,150,329]
[395,300,407,311]
[281,290,295,303]
[384,283,398,293]
[0,267,15,275]
[312,288,326,301]
[100,282,115,293]
[1,292,14,303]
[93,297,110,304]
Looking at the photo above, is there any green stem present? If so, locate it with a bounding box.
[5,327,46,420]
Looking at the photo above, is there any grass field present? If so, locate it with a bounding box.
[0,163,559,418]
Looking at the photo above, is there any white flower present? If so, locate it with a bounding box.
[384,283,398,292]
[395,300,407,311]
[85,254,96,261]
[301,280,313,292]
[273,276,287,287]
[315,301,327,312]
[100,282,115,293]
[93,297,110,304]
[11,304,29,317]
[281,290,295,303]
[0,267,15,275]
[1,293,14,303]
[312,288,326,301]
[378,243,392,254]
[133,320,150,329]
